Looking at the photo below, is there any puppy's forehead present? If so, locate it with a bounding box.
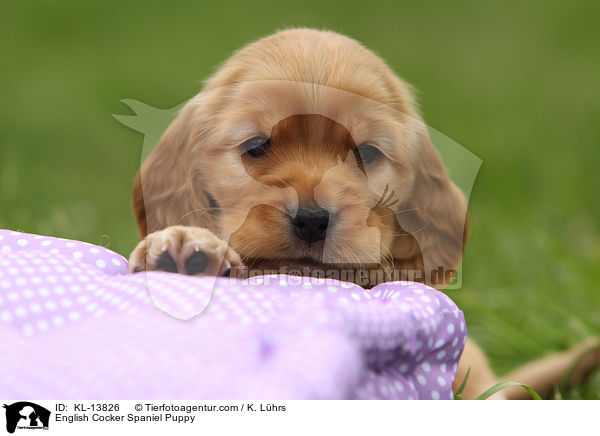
[219,80,418,166]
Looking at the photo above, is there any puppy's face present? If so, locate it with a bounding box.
[137,29,467,285]
[201,80,419,271]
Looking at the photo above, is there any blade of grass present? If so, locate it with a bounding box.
[454,366,470,400]
[475,382,542,400]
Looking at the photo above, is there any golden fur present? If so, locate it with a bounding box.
[129,28,599,399]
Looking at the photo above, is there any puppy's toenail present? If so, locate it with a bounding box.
[155,251,178,273]
[185,251,209,275]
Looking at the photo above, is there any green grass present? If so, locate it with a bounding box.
[1,0,599,398]
[454,368,543,400]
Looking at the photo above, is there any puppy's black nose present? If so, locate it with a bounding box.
[291,206,331,243]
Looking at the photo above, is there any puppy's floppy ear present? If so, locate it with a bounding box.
[392,121,469,287]
[132,98,216,238]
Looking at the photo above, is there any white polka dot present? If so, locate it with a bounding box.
[22,324,34,336]
[327,286,338,293]
[437,350,447,360]
[73,251,83,259]
[447,324,455,334]
[437,376,446,386]
[36,319,49,331]
[89,248,100,254]
[68,311,81,321]
[1,246,11,253]
[49,249,59,254]
[96,260,106,268]
[41,240,52,246]
[431,390,440,400]
[350,292,360,301]
[421,362,431,372]
[394,381,405,392]
[0,235,3,241]
[111,258,121,266]
[416,374,427,385]
[52,316,64,326]
[302,282,312,289]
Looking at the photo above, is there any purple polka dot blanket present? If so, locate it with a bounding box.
[0,230,466,400]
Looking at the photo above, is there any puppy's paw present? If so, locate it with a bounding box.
[129,226,243,277]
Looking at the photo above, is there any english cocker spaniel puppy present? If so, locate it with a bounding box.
[129,28,599,399]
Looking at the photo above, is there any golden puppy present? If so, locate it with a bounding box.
[129,28,599,399]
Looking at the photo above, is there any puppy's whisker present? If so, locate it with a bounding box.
[397,221,432,236]
[177,207,248,224]
[374,205,430,220]
[235,242,263,266]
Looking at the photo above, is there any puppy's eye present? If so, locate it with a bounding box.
[357,143,382,164]
[241,136,271,158]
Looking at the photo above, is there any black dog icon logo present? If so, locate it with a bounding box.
[3,402,50,434]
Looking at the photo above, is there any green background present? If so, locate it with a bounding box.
[1,0,599,398]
